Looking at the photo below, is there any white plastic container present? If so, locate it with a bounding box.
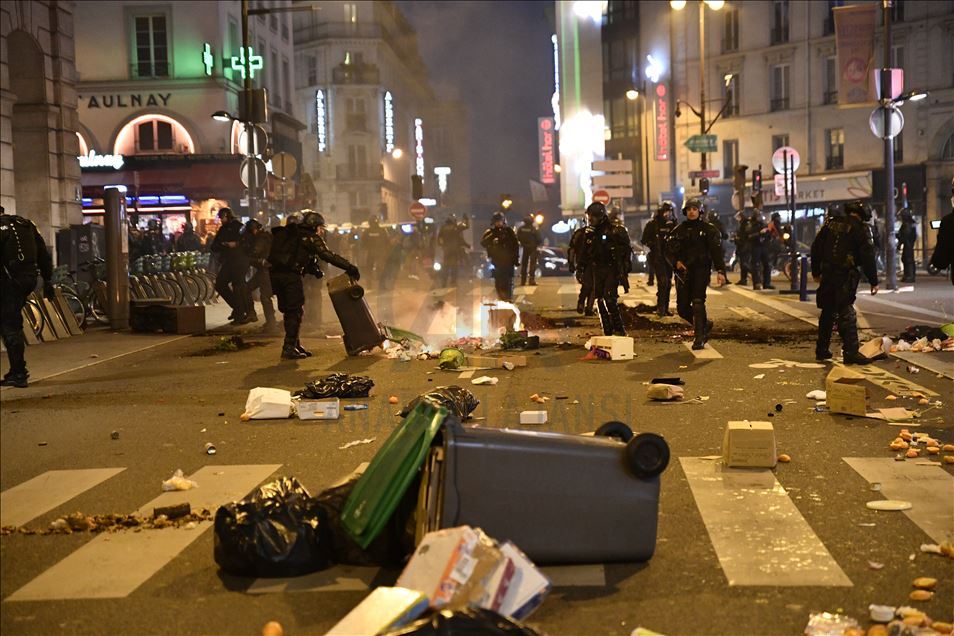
[584,335,635,361]
[296,398,340,420]
[519,410,548,425]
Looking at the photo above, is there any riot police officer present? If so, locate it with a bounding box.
[897,208,918,283]
[733,209,753,285]
[516,215,542,286]
[268,211,359,360]
[1,207,53,387]
[748,210,774,290]
[438,215,469,286]
[642,201,677,316]
[568,218,595,315]
[242,219,278,333]
[810,200,879,364]
[480,212,519,301]
[210,208,251,324]
[579,202,630,336]
[361,215,389,283]
[666,198,726,350]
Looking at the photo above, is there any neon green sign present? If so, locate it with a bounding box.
[202,43,214,76]
[229,46,263,79]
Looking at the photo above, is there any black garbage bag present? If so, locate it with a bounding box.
[399,386,479,421]
[294,373,375,399]
[381,608,543,636]
[312,475,417,567]
[213,477,332,577]
[897,325,947,342]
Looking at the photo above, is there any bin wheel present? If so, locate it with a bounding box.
[624,433,670,478]
[595,421,633,442]
[348,284,365,300]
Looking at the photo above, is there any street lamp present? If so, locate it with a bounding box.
[625,89,639,101]
[391,148,404,159]
[211,110,234,123]
[670,0,724,173]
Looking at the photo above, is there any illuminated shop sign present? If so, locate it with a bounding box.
[315,89,327,152]
[653,84,669,161]
[229,46,263,79]
[383,91,394,152]
[84,93,170,108]
[203,43,215,76]
[551,34,561,129]
[414,117,424,178]
[78,150,125,170]
[434,166,451,193]
[538,117,556,184]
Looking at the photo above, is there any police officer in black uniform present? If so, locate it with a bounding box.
[361,215,389,284]
[1,207,53,387]
[810,200,879,364]
[516,215,542,286]
[481,212,519,301]
[666,198,726,349]
[268,211,359,360]
[579,202,630,336]
[242,219,278,333]
[897,208,918,283]
[748,210,774,290]
[733,209,753,285]
[568,218,595,315]
[642,201,677,316]
[210,208,251,324]
[438,215,470,286]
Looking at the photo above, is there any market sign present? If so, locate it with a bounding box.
[538,117,556,184]
[762,171,872,206]
[653,83,669,161]
[383,91,394,153]
[78,150,124,170]
[414,117,424,178]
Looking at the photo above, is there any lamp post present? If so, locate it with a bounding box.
[670,0,724,172]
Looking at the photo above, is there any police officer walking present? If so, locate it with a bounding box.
[1,207,54,387]
[568,218,595,315]
[897,208,918,283]
[210,208,251,324]
[810,201,879,364]
[481,212,519,301]
[438,215,469,286]
[361,215,389,285]
[242,219,278,333]
[642,201,677,316]
[748,210,774,290]
[268,212,359,360]
[579,202,630,336]
[666,198,726,350]
[516,215,542,286]
[733,209,753,285]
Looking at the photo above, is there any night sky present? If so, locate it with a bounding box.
[397,1,555,210]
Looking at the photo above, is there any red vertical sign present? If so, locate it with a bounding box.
[538,117,556,184]
[653,84,669,162]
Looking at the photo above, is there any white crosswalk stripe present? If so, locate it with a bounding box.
[683,342,723,359]
[0,468,125,528]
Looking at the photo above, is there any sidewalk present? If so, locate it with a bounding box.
[0,303,233,386]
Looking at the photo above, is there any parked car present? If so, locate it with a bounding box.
[535,246,570,278]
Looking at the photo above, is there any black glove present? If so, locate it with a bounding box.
[346,266,361,281]
[43,282,56,300]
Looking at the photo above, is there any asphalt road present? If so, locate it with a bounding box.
[1,273,952,636]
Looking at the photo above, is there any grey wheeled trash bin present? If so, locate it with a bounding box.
[417,419,669,564]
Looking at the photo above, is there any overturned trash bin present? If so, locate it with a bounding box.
[418,420,669,564]
[327,273,426,356]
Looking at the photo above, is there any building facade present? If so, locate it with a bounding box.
[293,0,470,226]
[1,0,81,244]
[73,0,304,232]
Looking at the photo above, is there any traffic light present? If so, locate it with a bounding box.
[411,174,423,200]
[699,178,710,195]
[732,164,748,194]
[752,168,763,194]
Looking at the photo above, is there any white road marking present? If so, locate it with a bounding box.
[681,457,852,587]
[0,468,126,528]
[457,370,475,379]
[558,284,579,296]
[887,351,954,380]
[514,286,538,296]
[683,342,723,359]
[727,285,818,326]
[247,566,378,594]
[843,458,954,544]
[858,295,951,321]
[5,464,281,601]
[728,306,770,322]
[831,361,939,397]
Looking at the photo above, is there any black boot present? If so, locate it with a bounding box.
[609,301,627,337]
[281,341,308,359]
[576,299,585,315]
[281,311,306,360]
[295,340,313,357]
[704,319,713,344]
[691,302,707,350]
[596,299,614,336]
[0,372,29,388]
[1,332,28,387]
[838,306,871,364]
[816,309,835,361]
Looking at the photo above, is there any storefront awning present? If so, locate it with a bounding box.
[81,155,244,202]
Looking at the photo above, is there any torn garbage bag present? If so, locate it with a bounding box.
[381,608,543,636]
[399,386,479,421]
[213,477,332,577]
[294,373,374,399]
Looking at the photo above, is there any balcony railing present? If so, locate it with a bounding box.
[770,25,789,45]
[770,97,790,112]
[825,155,844,171]
[332,63,380,85]
[293,22,381,42]
[336,163,384,181]
[823,90,838,105]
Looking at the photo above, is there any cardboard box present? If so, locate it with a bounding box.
[519,411,548,425]
[584,335,635,361]
[466,355,528,369]
[130,303,205,335]
[325,587,429,635]
[296,398,340,420]
[494,541,551,620]
[825,366,868,416]
[723,421,777,468]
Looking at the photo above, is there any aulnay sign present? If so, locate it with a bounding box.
[78,150,124,170]
[82,93,172,109]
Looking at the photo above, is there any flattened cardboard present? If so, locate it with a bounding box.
[326,587,429,635]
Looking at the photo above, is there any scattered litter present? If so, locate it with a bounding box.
[777,453,791,463]
[774,403,783,412]
[204,442,217,455]
[38,442,48,447]
[868,604,895,622]
[520,411,548,425]
[325,334,342,339]
[912,577,937,590]
[886,395,898,401]
[110,431,120,440]
[399,386,480,421]
[919,544,942,555]
[866,500,912,511]
[295,374,374,399]
[339,438,375,450]
[909,590,933,602]
[388,396,399,404]
[906,365,920,374]
[857,523,876,527]
[438,348,466,370]
[296,398,340,420]
[162,469,198,492]
[651,377,684,386]
[529,393,549,404]
[753,373,766,380]
[154,502,191,520]
[90,354,99,358]
[583,335,634,361]
[471,376,499,386]
[806,390,827,400]
[218,412,225,417]
[647,384,684,401]
[343,404,368,411]
[200,428,207,433]
[868,561,885,570]
[803,612,860,636]
[262,621,284,636]
[502,361,515,371]
[871,483,882,491]
[243,387,293,420]
[555,395,569,400]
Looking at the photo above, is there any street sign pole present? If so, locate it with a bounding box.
[788,153,798,292]
[241,0,258,221]
[882,3,898,291]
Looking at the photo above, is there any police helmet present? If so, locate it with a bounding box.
[658,201,676,216]
[585,202,607,223]
[301,211,326,230]
[217,207,234,221]
[369,214,380,226]
[445,214,457,224]
[682,198,703,215]
[826,203,843,219]
[844,200,872,222]
[147,219,161,230]
[523,215,533,225]
[491,212,506,224]
[245,219,262,232]
[285,212,302,226]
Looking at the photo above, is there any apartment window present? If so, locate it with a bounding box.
[270,9,278,32]
[133,15,169,77]
[306,55,317,85]
[722,139,739,181]
[824,1,841,36]
[891,45,904,71]
[724,74,740,117]
[890,0,904,23]
[257,0,265,22]
[137,120,174,152]
[609,40,627,82]
[771,64,790,111]
[611,97,626,138]
[346,97,367,131]
[626,98,638,137]
[282,57,291,113]
[257,39,267,88]
[348,145,368,177]
[894,130,903,163]
[824,56,838,104]
[270,48,280,107]
[772,134,789,154]
[723,8,739,53]
[344,3,357,24]
[772,0,789,45]
[825,128,844,170]
[942,133,954,160]
[282,14,289,40]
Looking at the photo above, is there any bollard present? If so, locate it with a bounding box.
[799,255,809,302]
[104,187,130,329]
